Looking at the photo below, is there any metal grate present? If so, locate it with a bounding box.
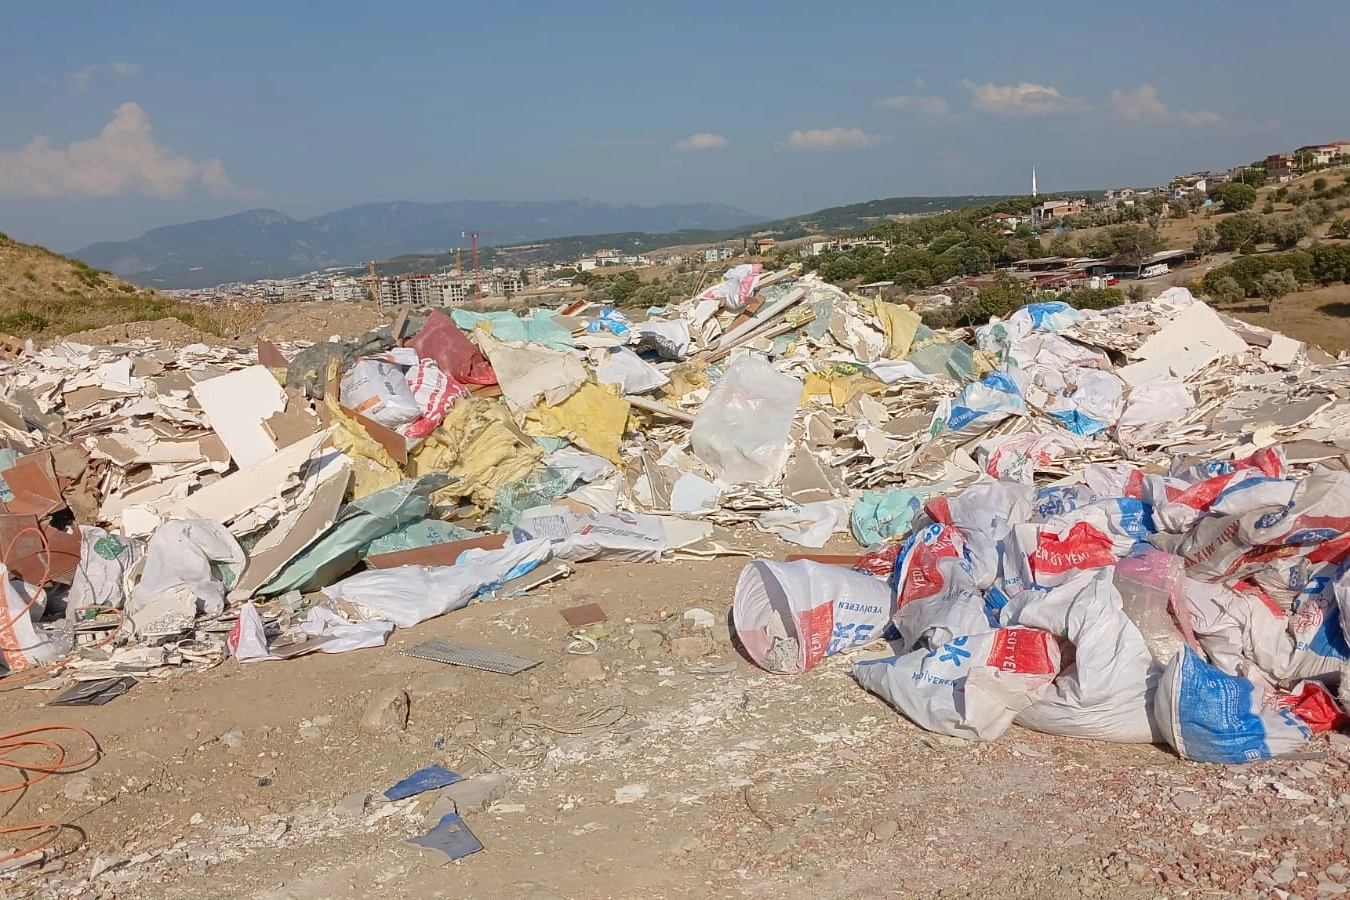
[403,639,540,675]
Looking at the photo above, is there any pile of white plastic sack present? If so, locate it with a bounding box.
[735,443,1350,764]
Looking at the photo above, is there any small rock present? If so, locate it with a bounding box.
[61,775,94,801]
[670,634,712,660]
[666,832,703,856]
[565,657,606,685]
[361,688,410,735]
[335,792,370,819]
[629,627,665,656]
[188,813,204,826]
[1171,792,1204,811]
[425,773,510,822]
[453,720,478,738]
[1273,859,1297,886]
[220,729,245,750]
[297,726,323,743]
[870,819,899,842]
[407,670,461,703]
[683,608,715,630]
[310,715,334,728]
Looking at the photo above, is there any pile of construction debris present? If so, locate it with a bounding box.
[1,265,1349,756]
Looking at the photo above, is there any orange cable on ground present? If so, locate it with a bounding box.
[0,724,100,865]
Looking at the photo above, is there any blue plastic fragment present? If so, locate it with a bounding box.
[408,811,484,861]
[384,764,463,801]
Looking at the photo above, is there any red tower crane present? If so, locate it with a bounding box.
[460,230,501,300]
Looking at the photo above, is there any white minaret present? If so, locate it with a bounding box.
[1031,166,1038,198]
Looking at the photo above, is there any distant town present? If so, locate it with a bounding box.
[162,139,1350,310]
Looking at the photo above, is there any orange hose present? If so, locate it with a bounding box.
[0,724,100,865]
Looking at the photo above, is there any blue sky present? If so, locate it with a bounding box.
[0,0,1345,251]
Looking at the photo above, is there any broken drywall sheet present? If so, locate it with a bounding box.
[192,366,287,468]
[1135,301,1247,362]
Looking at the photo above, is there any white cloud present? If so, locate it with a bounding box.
[1109,84,1169,121]
[785,127,885,151]
[875,94,951,117]
[1180,109,1223,126]
[1109,83,1223,126]
[961,79,1092,116]
[0,102,258,200]
[70,61,140,93]
[674,132,728,151]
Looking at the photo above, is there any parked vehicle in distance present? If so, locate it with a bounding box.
[1141,263,1169,279]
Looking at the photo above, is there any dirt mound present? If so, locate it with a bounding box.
[60,316,229,347]
[247,302,392,343]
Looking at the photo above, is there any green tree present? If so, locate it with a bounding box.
[1216,214,1260,252]
[1211,182,1257,212]
[1048,232,1076,256]
[1257,269,1300,301]
[1192,225,1219,257]
[1329,218,1350,239]
[1314,177,1329,193]
[1209,276,1245,304]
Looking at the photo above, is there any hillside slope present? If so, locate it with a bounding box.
[0,230,252,338]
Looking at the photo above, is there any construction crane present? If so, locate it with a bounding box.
[460,230,501,301]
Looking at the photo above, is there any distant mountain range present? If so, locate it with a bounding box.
[73,201,766,288]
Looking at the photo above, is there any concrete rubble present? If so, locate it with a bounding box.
[4,265,1350,885]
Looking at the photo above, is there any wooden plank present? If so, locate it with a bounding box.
[625,395,696,424]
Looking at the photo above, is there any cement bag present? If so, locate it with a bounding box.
[1078,463,1146,501]
[851,489,923,547]
[1171,445,1286,484]
[1048,369,1124,437]
[322,539,553,627]
[401,359,469,440]
[1117,376,1193,445]
[1012,301,1079,333]
[938,369,1026,440]
[633,320,691,361]
[733,560,892,674]
[66,526,142,618]
[1005,569,1163,743]
[1281,680,1350,733]
[853,626,1062,741]
[979,431,1088,484]
[128,518,245,634]
[699,263,761,311]
[1041,498,1154,558]
[341,358,421,429]
[595,346,668,395]
[511,511,666,562]
[755,500,849,548]
[1005,520,1117,593]
[1155,646,1311,763]
[925,479,1034,589]
[893,562,999,651]
[0,571,58,673]
[690,355,801,486]
[1145,470,1295,534]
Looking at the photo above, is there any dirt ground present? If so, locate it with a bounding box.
[1218,283,1350,354]
[5,530,1350,900]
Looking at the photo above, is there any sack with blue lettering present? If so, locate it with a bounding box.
[1035,498,1155,558]
[853,626,1062,741]
[1155,646,1311,764]
[934,369,1027,440]
[1012,301,1079,333]
[733,560,894,675]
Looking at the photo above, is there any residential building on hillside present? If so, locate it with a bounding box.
[1295,142,1350,166]
[1032,198,1085,222]
[1105,188,1136,203]
[1266,154,1298,182]
[704,247,735,263]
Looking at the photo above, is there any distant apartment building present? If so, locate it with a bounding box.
[332,277,368,303]
[978,212,1029,232]
[704,247,735,263]
[1104,188,1136,203]
[1266,154,1298,182]
[754,238,776,254]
